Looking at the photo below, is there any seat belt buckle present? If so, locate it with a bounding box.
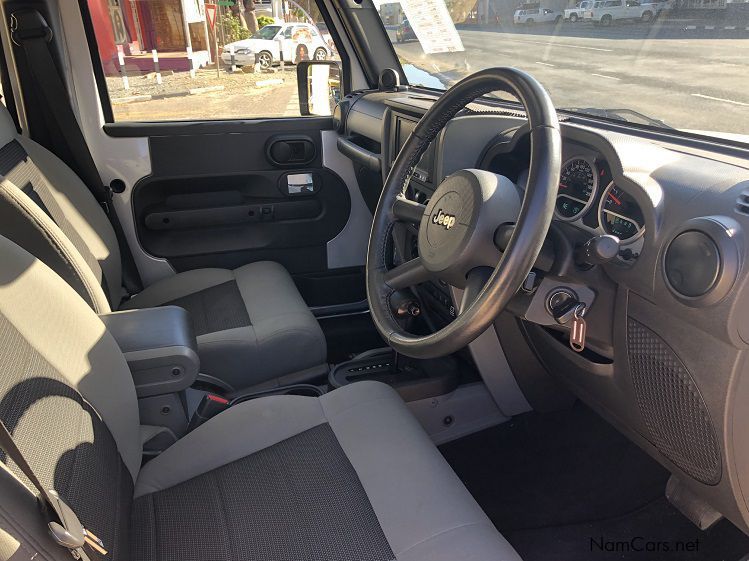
[187,393,230,431]
[46,490,106,559]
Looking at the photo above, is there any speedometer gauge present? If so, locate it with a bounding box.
[555,157,598,221]
[599,183,644,242]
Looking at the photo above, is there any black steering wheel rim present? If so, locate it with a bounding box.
[366,67,562,359]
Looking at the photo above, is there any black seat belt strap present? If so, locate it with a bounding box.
[0,420,107,560]
[10,8,142,298]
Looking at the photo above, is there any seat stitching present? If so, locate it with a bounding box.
[393,521,493,557]
[149,494,158,561]
[212,468,233,560]
[4,186,108,313]
[111,460,124,560]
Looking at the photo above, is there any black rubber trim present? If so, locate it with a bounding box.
[77,0,114,123]
[103,116,335,138]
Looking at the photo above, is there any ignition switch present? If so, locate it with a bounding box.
[546,288,581,325]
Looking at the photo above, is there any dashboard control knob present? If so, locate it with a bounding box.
[575,234,620,268]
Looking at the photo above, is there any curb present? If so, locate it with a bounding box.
[111,95,152,105]
[256,78,285,87]
[455,21,749,31]
[188,85,225,95]
[682,24,749,30]
[112,85,226,105]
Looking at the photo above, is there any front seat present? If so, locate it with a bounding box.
[0,106,326,390]
[0,234,520,561]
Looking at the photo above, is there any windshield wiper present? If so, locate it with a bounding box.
[559,107,673,129]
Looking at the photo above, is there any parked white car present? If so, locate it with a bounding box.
[583,0,655,25]
[564,0,594,22]
[640,0,674,15]
[513,7,562,24]
[221,23,332,69]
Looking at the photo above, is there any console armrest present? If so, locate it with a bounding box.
[99,306,199,398]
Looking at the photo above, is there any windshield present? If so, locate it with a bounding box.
[251,25,281,40]
[378,0,748,139]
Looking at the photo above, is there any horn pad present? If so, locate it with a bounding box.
[418,169,522,286]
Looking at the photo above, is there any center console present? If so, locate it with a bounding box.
[329,348,461,402]
[99,306,200,441]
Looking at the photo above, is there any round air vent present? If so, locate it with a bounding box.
[665,231,720,297]
[663,216,741,306]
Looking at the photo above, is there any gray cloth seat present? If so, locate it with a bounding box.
[0,234,521,561]
[0,105,326,389]
[120,263,326,389]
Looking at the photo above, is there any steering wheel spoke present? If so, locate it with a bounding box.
[392,196,426,224]
[459,267,494,314]
[384,257,431,290]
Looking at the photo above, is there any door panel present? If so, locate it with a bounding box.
[132,129,351,275]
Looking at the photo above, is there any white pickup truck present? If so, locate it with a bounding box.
[583,0,656,25]
[564,1,594,22]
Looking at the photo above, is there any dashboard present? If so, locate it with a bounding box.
[337,87,749,536]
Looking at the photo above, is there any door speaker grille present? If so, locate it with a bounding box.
[627,318,721,485]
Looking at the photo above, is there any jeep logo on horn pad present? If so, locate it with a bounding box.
[432,209,456,230]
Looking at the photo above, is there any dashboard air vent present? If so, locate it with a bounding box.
[736,189,749,216]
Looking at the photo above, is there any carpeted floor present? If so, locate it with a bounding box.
[439,402,749,561]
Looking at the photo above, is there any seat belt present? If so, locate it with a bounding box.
[9,8,142,298]
[0,420,106,560]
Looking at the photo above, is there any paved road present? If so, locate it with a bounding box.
[390,24,749,136]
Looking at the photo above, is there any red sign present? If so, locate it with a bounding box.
[205,4,218,30]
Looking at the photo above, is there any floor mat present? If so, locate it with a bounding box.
[439,402,749,561]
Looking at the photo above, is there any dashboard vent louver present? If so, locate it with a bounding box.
[736,190,749,216]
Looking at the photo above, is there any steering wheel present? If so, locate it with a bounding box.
[366,67,562,359]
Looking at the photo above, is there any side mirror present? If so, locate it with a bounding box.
[297,60,341,117]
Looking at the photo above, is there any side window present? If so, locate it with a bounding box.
[85,1,341,122]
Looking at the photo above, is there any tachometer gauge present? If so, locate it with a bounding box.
[599,183,644,242]
[555,157,598,221]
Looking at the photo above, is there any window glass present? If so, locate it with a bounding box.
[380,0,748,138]
[86,0,341,121]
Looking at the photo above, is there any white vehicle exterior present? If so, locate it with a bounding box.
[583,0,655,25]
[221,23,331,69]
[640,0,674,14]
[564,0,594,22]
[513,7,562,24]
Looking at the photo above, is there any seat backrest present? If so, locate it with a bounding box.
[0,105,122,311]
[0,234,140,561]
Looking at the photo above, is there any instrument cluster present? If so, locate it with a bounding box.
[554,156,644,244]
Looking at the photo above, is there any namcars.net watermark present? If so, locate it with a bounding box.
[590,536,700,554]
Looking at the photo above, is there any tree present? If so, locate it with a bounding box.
[244,0,259,33]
